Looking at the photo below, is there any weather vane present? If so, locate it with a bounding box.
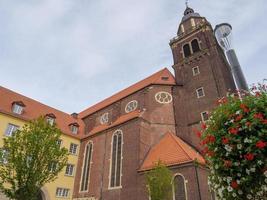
[185,0,189,7]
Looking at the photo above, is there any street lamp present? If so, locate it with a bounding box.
[214,23,248,91]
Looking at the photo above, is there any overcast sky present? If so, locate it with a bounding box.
[0,0,266,114]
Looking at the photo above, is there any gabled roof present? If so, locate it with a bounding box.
[140,132,205,171]
[79,68,176,119]
[0,86,84,139]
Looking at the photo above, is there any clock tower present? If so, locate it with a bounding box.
[170,6,236,151]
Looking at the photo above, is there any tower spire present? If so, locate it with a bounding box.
[185,0,189,8]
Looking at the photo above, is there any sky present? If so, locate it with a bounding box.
[0,0,266,114]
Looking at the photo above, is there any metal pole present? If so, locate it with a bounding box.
[226,49,249,91]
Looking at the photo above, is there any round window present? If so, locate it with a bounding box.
[155,91,173,104]
[125,100,138,113]
[100,112,109,124]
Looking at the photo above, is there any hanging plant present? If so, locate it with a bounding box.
[197,84,267,200]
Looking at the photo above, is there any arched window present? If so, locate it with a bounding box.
[173,174,187,200]
[183,44,191,58]
[110,130,123,188]
[191,39,200,53]
[80,141,93,192]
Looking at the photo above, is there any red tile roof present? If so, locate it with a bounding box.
[0,86,84,139]
[84,110,141,139]
[79,68,176,119]
[140,132,205,171]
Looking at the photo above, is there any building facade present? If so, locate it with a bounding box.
[0,5,238,200]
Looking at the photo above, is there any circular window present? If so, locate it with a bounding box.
[155,91,173,104]
[100,112,109,124]
[125,100,138,113]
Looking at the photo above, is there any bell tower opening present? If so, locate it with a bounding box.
[37,190,46,200]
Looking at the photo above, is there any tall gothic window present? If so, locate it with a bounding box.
[183,44,191,58]
[191,39,200,53]
[80,141,93,192]
[109,130,123,188]
[173,174,187,200]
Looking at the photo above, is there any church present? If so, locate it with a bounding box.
[0,4,239,200]
[72,5,236,200]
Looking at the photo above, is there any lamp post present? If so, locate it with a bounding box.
[214,23,248,91]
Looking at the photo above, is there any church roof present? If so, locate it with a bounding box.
[79,68,176,118]
[0,86,84,139]
[140,132,205,171]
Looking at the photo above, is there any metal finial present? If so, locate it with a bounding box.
[185,0,189,7]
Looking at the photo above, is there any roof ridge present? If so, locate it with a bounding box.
[0,86,74,118]
[168,132,193,161]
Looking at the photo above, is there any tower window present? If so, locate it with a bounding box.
[196,87,205,98]
[173,174,187,200]
[183,44,191,58]
[192,66,200,76]
[201,111,209,122]
[109,130,123,188]
[191,39,200,53]
[80,141,93,192]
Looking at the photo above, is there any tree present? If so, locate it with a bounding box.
[145,161,173,200]
[198,84,267,200]
[0,117,69,200]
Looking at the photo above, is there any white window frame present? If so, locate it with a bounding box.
[108,130,123,190]
[192,66,200,76]
[172,173,188,200]
[5,123,19,137]
[55,187,69,197]
[12,104,23,114]
[69,143,78,155]
[80,141,93,192]
[46,117,55,125]
[201,111,209,122]
[196,87,205,98]
[125,100,138,113]
[70,125,78,134]
[65,164,75,176]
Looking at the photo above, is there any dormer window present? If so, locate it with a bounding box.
[45,113,56,125]
[12,101,25,115]
[69,123,79,134]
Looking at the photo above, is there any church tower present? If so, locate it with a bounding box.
[170,5,236,151]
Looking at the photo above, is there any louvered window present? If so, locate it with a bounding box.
[191,39,200,53]
[183,44,191,58]
[80,142,93,192]
[110,130,123,188]
[173,175,187,200]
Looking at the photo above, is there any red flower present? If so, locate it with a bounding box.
[240,104,250,113]
[254,113,264,120]
[262,119,267,125]
[207,135,216,143]
[201,147,209,155]
[255,91,261,97]
[222,137,229,144]
[224,160,232,168]
[229,127,239,135]
[256,141,266,149]
[217,97,228,105]
[231,181,239,189]
[207,151,215,157]
[245,121,252,127]
[235,114,243,122]
[244,153,254,161]
[201,123,207,130]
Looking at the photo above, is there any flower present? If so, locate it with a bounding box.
[244,153,254,161]
[256,140,266,149]
[229,127,239,135]
[224,160,232,168]
[245,121,252,127]
[254,113,264,120]
[201,123,207,130]
[222,137,229,144]
[231,181,238,189]
[262,119,267,124]
[195,130,202,138]
[240,104,250,113]
[235,114,243,121]
[237,144,242,150]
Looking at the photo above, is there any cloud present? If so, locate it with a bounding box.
[0,0,266,113]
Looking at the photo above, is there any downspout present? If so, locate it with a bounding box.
[99,133,108,200]
[194,163,202,200]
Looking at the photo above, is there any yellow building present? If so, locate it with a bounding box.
[0,86,84,200]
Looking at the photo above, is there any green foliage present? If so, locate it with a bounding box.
[0,117,68,200]
[145,161,173,200]
[198,84,267,200]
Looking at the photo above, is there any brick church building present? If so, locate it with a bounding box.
[72,5,236,200]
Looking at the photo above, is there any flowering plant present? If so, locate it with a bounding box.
[198,84,267,200]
